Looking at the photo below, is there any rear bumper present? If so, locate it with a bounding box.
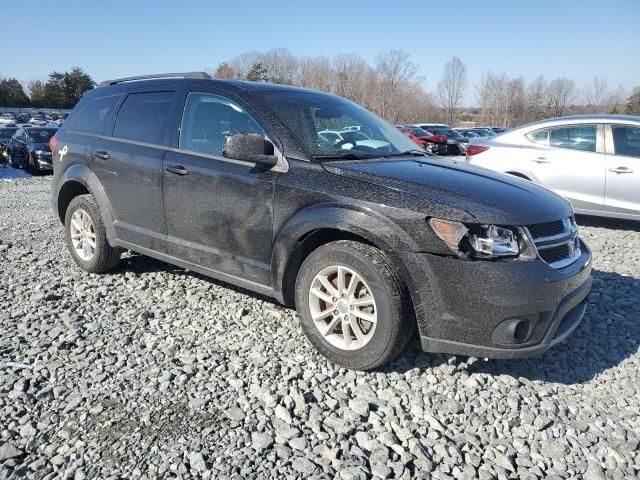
[394,241,592,359]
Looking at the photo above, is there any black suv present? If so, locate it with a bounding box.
[51,72,592,369]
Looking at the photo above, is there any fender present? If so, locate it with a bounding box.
[55,164,118,243]
[270,202,420,293]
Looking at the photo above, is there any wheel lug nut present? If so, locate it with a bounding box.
[333,310,338,316]
[344,315,349,321]
[332,297,337,303]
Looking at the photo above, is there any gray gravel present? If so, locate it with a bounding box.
[1,176,639,479]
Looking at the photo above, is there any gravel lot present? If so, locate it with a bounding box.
[1,174,639,479]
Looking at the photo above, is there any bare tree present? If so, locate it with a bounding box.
[213,62,239,79]
[436,57,467,125]
[375,50,419,123]
[525,75,548,122]
[545,78,576,117]
[583,77,609,112]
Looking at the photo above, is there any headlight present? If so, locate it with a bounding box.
[429,218,536,260]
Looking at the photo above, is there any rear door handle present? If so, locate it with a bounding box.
[608,166,633,174]
[531,157,550,163]
[166,165,189,176]
[93,150,110,160]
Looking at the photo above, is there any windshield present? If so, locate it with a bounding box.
[258,91,419,159]
[440,128,462,139]
[0,129,16,139]
[28,129,57,142]
[409,127,430,136]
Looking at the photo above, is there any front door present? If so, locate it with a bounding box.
[604,124,640,218]
[163,90,275,285]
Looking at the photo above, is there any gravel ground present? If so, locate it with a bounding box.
[1,176,639,480]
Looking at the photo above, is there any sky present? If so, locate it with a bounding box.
[2,0,639,105]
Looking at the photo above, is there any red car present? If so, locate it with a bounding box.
[397,126,448,154]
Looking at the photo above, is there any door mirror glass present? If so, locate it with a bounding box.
[223,133,278,167]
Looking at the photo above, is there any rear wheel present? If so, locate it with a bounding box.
[295,240,414,370]
[64,194,121,273]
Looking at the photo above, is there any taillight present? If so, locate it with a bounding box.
[49,135,58,155]
[466,145,489,156]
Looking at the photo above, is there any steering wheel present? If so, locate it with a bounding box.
[335,138,357,149]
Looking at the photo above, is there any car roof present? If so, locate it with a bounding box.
[514,114,640,131]
[91,77,325,97]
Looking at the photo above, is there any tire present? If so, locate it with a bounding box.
[64,194,121,273]
[295,240,414,370]
[7,152,15,167]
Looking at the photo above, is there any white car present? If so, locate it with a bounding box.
[466,115,640,220]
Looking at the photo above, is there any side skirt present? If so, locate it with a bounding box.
[113,239,284,304]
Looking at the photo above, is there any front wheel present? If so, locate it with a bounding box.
[295,240,414,370]
[64,194,121,273]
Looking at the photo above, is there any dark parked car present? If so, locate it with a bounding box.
[470,128,497,137]
[7,126,57,172]
[0,126,18,160]
[454,128,482,140]
[416,124,468,155]
[50,72,592,370]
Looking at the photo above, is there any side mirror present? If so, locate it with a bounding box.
[223,133,278,167]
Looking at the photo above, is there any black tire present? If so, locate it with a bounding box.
[64,194,121,273]
[295,240,414,370]
[7,152,15,167]
[26,154,35,173]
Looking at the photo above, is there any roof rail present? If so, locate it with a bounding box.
[98,71,212,87]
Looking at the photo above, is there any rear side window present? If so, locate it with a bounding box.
[612,125,640,158]
[527,128,549,145]
[549,125,596,152]
[68,95,120,134]
[113,91,175,145]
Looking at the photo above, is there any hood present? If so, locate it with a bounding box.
[322,157,572,225]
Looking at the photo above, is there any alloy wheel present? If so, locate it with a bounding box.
[308,265,377,351]
[69,208,96,261]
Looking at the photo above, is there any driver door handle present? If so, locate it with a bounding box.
[166,165,190,176]
[609,166,633,174]
[531,157,550,163]
[93,150,110,160]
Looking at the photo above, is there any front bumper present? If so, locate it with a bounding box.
[394,241,592,359]
[34,155,53,171]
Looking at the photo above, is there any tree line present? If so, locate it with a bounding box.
[213,48,640,127]
[2,56,639,126]
[0,67,94,109]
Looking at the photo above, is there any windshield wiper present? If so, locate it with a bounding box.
[384,149,431,157]
[313,152,382,160]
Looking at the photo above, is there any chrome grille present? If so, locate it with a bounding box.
[525,216,581,269]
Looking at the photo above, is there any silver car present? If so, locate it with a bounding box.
[466,115,640,220]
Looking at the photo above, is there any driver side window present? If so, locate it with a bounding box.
[179,92,264,157]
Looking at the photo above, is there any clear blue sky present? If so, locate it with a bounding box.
[2,0,638,105]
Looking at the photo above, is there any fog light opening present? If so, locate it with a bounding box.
[513,319,529,343]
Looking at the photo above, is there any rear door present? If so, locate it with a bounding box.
[92,89,177,251]
[603,124,640,218]
[524,124,605,212]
